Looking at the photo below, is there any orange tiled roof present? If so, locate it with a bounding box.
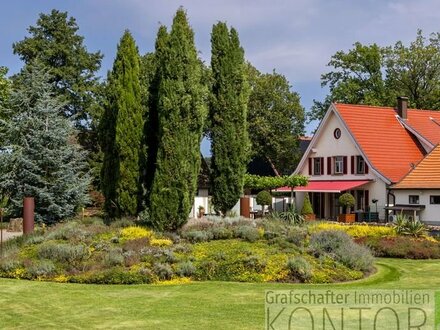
[392,144,440,189]
[406,110,440,145]
[334,104,426,183]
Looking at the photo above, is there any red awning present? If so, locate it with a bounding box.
[275,180,370,193]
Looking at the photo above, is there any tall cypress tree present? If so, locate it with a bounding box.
[139,27,167,210]
[149,9,207,231]
[101,31,143,218]
[210,23,250,215]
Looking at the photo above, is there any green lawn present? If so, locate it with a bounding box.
[0,258,439,329]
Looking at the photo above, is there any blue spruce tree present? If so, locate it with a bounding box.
[0,64,90,223]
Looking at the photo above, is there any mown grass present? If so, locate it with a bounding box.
[0,258,439,329]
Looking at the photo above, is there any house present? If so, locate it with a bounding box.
[389,144,440,224]
[293,97,440,222]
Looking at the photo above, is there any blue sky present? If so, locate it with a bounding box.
[2,0,440,153]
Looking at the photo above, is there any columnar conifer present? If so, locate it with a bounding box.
[101,31,143,218]
[149,9,207,230]
[210,22,250,214]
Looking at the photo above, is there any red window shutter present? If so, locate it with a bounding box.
[351,156,355,174]
[327,157,332,175]
[343,156,348,174]
[365,162,369,174]
[365,190,369,211]
[308,158,312,175]
[320,157,324,175]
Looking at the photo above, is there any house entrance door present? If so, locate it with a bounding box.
[311,192,325,219]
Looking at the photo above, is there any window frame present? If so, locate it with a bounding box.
[430,195,440,205]
[334,156,344,174]
[356,156,365,174]
[313,158,322,175]
[408,195,420,205]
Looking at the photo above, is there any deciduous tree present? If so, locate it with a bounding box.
[247,64,305,174]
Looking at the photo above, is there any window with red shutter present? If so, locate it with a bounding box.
[327,157,332,175]
[351,156,355,174]
[365,163,369,174]
[308,158,312,175]
[320,157,324,175]
[343,156,348,174]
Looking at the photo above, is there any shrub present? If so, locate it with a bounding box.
[181,230,213,243]
[358,236,440,259]
[310,230,352,255]
[153,263,173,280]
[120,226,153,242]
[109,218,134,228]
[256,191,272,209]
[310,222,396,238]
[338,193,355,213]
[243,255,266,272]
[27,260,56,277]
[122,237,149,252]
[45,222,88,242]
[286,227,308,246]
[301,194,314,215]
[103,248,125,267]
[209,226,233,240]
[234,226,260,242]
[335,242,374,272]
[310,230,373,272]
[150,238,173,247]
[89,190,105,208]
[0,258,21,272]
[287,256,312,282]
[176,261,196,277]
[38,242,88,264]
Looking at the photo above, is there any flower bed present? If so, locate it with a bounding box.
[0,217,374,284]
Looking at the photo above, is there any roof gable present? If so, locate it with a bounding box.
[294,105,390,184]
[335,104,426,183]
[392,144,440,189]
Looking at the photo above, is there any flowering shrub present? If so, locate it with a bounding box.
[356,236,440,259]
[150,238,173,247]
[120,226,153,242]
[309,222,396,238]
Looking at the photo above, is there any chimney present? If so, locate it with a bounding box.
[397,96,408,119]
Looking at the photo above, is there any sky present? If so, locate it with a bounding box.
[2,0,440,153]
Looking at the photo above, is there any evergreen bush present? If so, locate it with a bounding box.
[301,194,314,215]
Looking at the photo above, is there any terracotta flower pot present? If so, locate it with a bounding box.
[304,214,316,221]
[338,214,355,223]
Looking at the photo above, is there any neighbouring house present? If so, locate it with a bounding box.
[293,97,440,222]
[389,144,440,224]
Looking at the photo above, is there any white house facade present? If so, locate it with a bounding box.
[294,97,440,222]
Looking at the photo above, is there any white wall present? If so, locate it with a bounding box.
[393,189,440,224]
[295,111,389,220]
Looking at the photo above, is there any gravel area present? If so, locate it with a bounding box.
[0,230,22,241]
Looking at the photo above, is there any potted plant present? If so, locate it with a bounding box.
[197,205,205,218]
[338,193,356,223]
[301,193,315,221]
[256,190,272,215]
